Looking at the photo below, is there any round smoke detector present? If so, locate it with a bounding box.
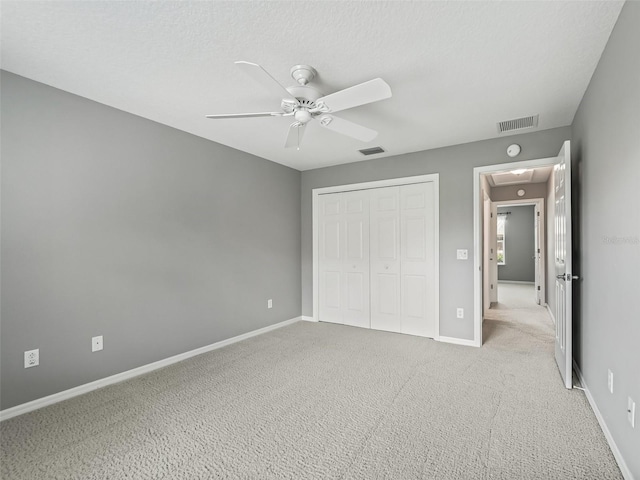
[507,144,521,157]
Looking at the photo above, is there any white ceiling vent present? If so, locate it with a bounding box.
[359,147,385,156]
[497,115,539,133]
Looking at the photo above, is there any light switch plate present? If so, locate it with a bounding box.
[457,249,468,260]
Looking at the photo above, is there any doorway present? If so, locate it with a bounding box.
[473,141,574,388]
[492,198,546,307]
[473,155,557,346]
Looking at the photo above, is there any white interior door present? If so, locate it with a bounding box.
[534,204,542,305]
[482,192,491,315]
[554,140,573,389]
[318,180,437,338]
[319,193,343,324]
[318,191,370,327]
[343,190,370,328]
[400,183,436,337]
[490,202,498,304]
[370,186,401,333]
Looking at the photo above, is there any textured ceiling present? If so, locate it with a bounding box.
[0,1,624,171]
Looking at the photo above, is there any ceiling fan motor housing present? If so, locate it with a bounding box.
[285,85,322,102]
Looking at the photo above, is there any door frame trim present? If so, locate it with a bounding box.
[492,198,546,306]
[312,174,440,339]
[473,158,555,347]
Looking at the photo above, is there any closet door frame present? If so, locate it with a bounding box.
[312,174,439,340]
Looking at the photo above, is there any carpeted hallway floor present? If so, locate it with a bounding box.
[1,296,622,479]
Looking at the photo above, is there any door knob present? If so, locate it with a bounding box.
[557,274,579,281]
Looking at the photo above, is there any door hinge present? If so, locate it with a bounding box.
[538,248,540,253]
[537,211,540,216]
[537,286,541,290]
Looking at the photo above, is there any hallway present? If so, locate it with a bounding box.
[483,282,554,349]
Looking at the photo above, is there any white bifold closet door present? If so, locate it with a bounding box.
[370,187,401,332]
[370,183,436,337]
[318,190,370,328]
[319,181,436,338]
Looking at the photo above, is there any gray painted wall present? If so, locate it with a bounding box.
[571,1,640,475]
[301,126,571,340]
[0,71,301,410]
[497,206,535,282]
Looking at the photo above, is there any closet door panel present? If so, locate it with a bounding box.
[400,183,436,338]
[370,187,401,333]
[323,271,342,308]
[342,190,370,329]
[403,274,426,318]
[319,193,344,324]
[405,217,426,260]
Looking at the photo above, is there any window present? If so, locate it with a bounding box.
[497,215,506,265]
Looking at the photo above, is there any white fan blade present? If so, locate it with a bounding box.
[316,78,391,113]
[285,123,307,149]
[235,61,298,103]
[318,115,378,142]
[205,112,288,119]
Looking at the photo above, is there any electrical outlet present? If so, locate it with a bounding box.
[24,349,39,368]
[628,397,636,428]
[456,308,464,319]
[607,369,614,394]
[267,299,273,309]
[92,335,103,352]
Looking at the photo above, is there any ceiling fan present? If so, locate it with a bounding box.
[205,62,392,149]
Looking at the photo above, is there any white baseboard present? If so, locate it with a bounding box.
[301,316,317,322]
[546,304,556,325]
[497,280,535,285]
[437,336,479,348]
[0,316,302,422]
[573,360,634,480]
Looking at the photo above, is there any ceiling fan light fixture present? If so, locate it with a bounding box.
[294,109,312,124]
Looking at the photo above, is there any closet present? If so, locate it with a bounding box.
[318,180,437,338]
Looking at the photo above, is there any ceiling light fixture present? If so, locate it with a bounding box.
[511,168,528,175]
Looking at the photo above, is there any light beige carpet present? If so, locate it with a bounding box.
[1,308,621,479]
